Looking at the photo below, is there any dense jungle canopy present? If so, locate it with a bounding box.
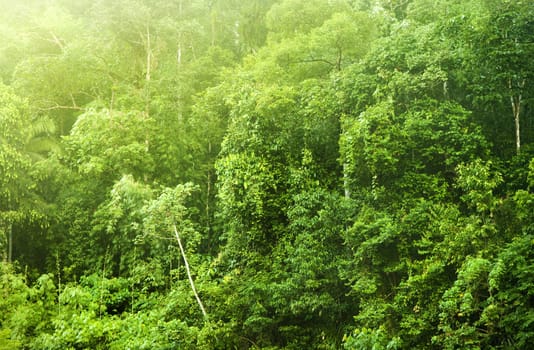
[1,0,534,348]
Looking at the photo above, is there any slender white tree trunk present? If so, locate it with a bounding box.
[173,224,207,318]
[511,94,522,154]
[510,79,525,154]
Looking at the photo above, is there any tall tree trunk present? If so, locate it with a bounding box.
[510,79,525,154]
[145,24,151,83]
[512,94,521,154]
[206,141,212,235]
[7,222,12,263]
[177,0,183,64]
[210,1,217,47]
[144,23,151,183]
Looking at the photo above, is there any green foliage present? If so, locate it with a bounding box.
[456,160,502,215]
[0,83,32,211]
[0,82,52,264]
[91,175,154,276]
[341,99,489,207]
[64,109,155,182]
[435,257,492,349]
[217,151,283,262]
[266,0,351,40]
[343,327,400,350]
[251,6,378,83]
[2,1,534,349]
[484,234,534,348]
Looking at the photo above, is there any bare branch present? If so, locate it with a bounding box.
[285,57,336,67]
[38,104,85,111]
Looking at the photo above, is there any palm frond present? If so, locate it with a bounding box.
[23,117,61,161]
[25,136,62,161]
[26,117,56,140]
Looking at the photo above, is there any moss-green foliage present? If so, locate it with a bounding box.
[1,0,533,348]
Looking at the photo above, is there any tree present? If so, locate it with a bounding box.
[475,0,534,154]
[340,99,488,207]
[0,83,54,263]
[435,0,534,156]
[249,7,377,84]
[143,183,207,319]
[265,0,351,41]
[91,175,153,277]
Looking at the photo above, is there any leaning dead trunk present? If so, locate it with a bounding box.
[173,224,207,318]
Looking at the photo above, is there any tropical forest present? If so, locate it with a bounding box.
[1,0,533,348]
